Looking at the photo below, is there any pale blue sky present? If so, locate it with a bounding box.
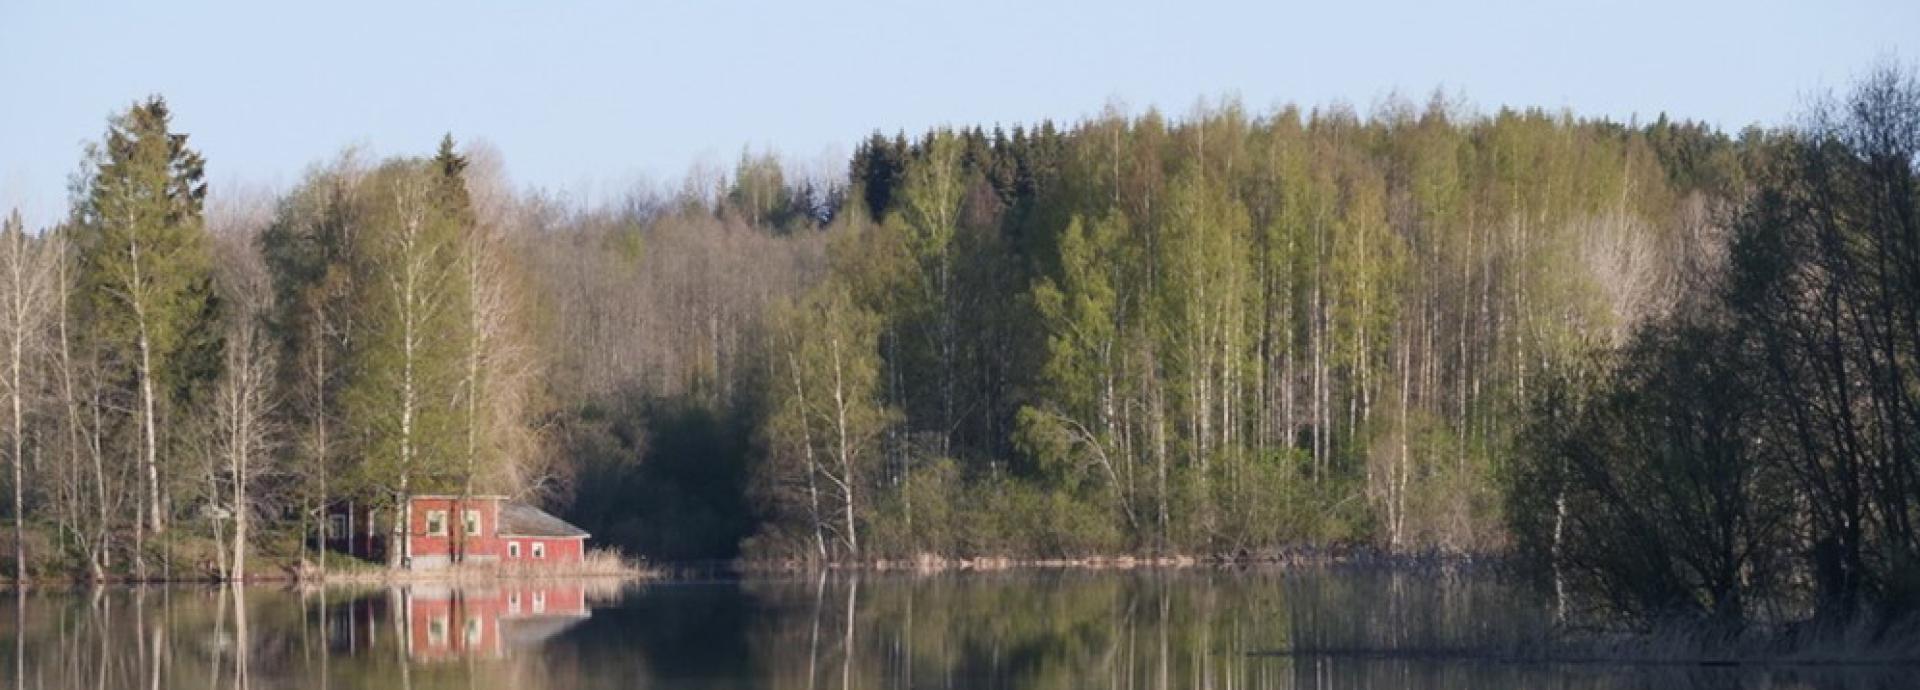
[2,0,1914,228]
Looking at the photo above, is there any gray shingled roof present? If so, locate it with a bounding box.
[499,502,590,538]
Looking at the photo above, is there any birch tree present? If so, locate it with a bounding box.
[343,162,466,568]
[1020,211,1138,527]
[44,224,121,581]
[0,211,54,581]
[209,215,277,582]
[441,138,542,556]
[765,283,893,559]
[893,133,965,451]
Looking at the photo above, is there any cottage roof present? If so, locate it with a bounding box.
[499,503,590,538]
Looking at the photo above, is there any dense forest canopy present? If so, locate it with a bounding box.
[0,65,1903,625]
[732,97,1748,563]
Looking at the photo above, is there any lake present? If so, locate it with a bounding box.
[0,567,1903,689]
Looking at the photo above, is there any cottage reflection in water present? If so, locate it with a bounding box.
[323,583,593,662]
[410,584,591,661]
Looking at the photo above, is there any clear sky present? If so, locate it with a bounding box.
[2,0,1914,228]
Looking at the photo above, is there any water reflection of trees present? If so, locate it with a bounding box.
[734,569,1909,690]
[5,586,266,689]
[0,573,1911,689]
[0,583,608,690]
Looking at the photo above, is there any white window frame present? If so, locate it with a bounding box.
[532,590,546,613]
[327,514,347,539]
[464,509,482,536]
[428,616,449,647]
[425,510,448,537]
[507,541,521,559]
[532,542,546,559]
[465,616,483,645]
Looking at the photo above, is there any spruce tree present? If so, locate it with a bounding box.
[73,96,218,542]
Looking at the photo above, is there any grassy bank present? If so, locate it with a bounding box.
[0,520,655,585]
[300,548,656,584]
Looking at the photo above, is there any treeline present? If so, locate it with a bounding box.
[0,99,542,580]
[1508,67,1920,629]
[0,85,1771,578]
[741,98,1749,561]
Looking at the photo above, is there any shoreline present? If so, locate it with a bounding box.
[0,549,659,587]
[735,544,1496,576]
[0,545,1489,586]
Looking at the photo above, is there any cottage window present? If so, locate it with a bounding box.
[327,514,346,539]
[508,592,521,613]
[508,541,521,558]
[463,510,482,536]
[465,617,483,645]
[428,616,449,647]
[532,591,546,613]
[425,510,448,536]
[532,542,546,559]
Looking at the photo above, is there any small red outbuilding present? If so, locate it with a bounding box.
[324,495,591,570]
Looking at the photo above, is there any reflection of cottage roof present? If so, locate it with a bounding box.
[499,503,590,538]
[501,614,591,648]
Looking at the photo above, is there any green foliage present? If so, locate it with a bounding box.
[338,160,472,501]
[724,150,830,231]
[70,96,223,537]
[22,80,1830,581]
[73,96,221,398]
[757,279,895,559]
[728,93,1755,561]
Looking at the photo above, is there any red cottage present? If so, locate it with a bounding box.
[324,495,591,569]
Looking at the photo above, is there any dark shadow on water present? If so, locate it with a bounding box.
[557,580,764,684]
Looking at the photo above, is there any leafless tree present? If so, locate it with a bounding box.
[0,211,55,581]
[207,214,278,581]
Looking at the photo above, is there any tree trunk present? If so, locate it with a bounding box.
[787,350,828,562]
[137,324,163,535]
[390,477,410,570]
[230,403,249,582]
[311,319,329,575]
[10,335,23,584]
[829,333,858,558]
[6,229,27,583]
[1152,358,1169,542]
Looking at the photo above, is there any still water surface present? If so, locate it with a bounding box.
[0,568,1903,689]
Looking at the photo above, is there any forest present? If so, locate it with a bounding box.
[1508,67,1920,629]
[0,64,1911,631]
